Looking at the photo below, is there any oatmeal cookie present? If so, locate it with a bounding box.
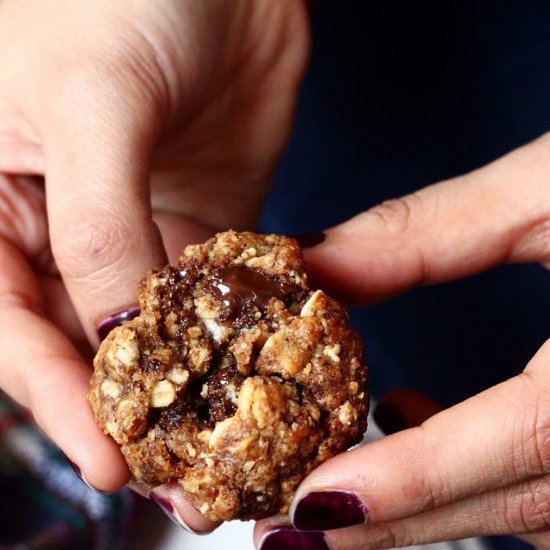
[88,230,368,521]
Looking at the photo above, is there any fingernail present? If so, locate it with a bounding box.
[259,526,330,550]
[373,401,407,435]
[292,490,369,531]
[67,458,87,485]
[96,306,140,341]
[293,232,326,249]
[66,457,110,494]
[149,490,196,533]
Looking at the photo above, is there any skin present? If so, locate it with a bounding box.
[0,0,549,545]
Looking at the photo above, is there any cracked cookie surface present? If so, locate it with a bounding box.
[88,230,368,521]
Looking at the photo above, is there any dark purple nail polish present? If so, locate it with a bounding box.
[67,458,82,479]
[293,232,326,249]
[150,492,175,516]
[373,402,407,435]
[293,491,369,531]
[96,306,140,341]
[260,526,330,550]
[65,457,110,494]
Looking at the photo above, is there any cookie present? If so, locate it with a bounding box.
[88,230,368,521]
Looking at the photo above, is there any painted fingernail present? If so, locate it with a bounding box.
[66,457,110,494]
[259,526,330,550]
[373,401,407,435]
[293,232,326,249]
[96,306,140,341]
[149,490,196,533]
[67,458,87,485]
[293,491,369,531]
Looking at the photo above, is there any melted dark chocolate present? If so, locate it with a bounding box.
[202,361,243,424]
[180,357,244,428]
[206,266,297,316]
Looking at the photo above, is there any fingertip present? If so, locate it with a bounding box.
[149,483,221,534]
[291,490,369,531]
[72,432,131,493]
[253,515,291,548]
[301,229,360,304]
[27,354,130,492]
[301,226,391,305]
[66,444,130,494]
[282,452,394,542]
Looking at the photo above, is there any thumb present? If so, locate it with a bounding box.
[43,65,167,346]
[304,132,550,304]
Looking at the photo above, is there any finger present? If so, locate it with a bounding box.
[0,237,128,491]
[127,476,220,534]
[257,474,550,549]
[37,212,213,349]
[148,483,221,534]
[42,66,167,346]
[303,132,550,304]
[152,211,215,263]
[287,339,550,531]
[373,388,443,435]
[325,473,550,549]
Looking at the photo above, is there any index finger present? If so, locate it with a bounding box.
[304,132,550,304]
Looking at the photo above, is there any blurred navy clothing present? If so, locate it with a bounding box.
[261,2,550,548]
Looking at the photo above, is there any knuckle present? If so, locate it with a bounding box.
[366,193,431,286]
[511,208,550,265]
[352,523,398,550]
[511,376,550,478]
[512,477,550,533]
[420,472,448,511]
[535,411,550,474]
[409,470,444,511]
[51,210,130,283]
[368,195,421,237]
[391,523,419,549]
[351,522,419,550]
[409,428,449,510]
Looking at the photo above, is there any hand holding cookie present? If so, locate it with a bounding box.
[0,0,308,532]
[255,133,550,549]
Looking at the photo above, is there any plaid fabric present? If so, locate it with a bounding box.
[0,392,138,550]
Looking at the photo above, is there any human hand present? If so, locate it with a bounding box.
[255,133,550,548]
[0,0,308,530]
